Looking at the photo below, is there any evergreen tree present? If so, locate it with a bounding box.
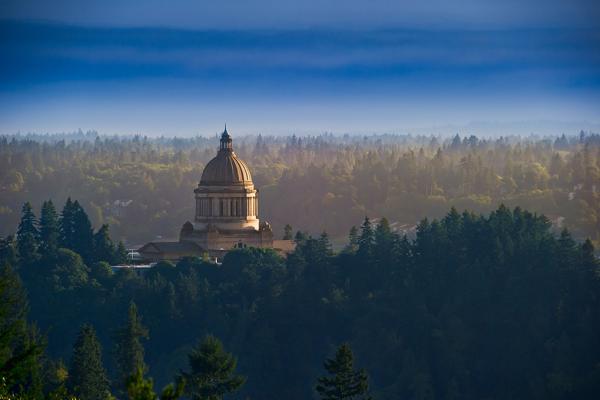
[71,201,94,263]
[344,226,359,253]
[316,343,372,400]
[68,324,111,400]
[294,230,307,245]
[115,241,128,264]
[357,217,374,259]
[16,202,39,263]
[126,367,184,400]
[59,198,76,249]
[179,335,245,400]
[114,302,149,392]
[283,224,293,240]
[39,200,60,258]
[93,225,115,264]
[0,235,17,267]
[0,263,44,397]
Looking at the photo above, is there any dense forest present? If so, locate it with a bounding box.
[1,198,599,399]
[1,131,599,248]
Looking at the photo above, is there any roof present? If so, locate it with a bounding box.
[138,241,203,254]
[200,129,253,185]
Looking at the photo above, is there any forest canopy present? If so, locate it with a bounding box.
[1,199,599,399]
[1,131,599,248]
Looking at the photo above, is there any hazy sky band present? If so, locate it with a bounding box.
[2,0,599,29]
[1,0,599,135]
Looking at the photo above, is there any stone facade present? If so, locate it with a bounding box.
[139,127,274,261]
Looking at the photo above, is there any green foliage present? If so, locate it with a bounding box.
[178,335,245,400]
[68,324,110,400]
[16,203,39,265]
[1,133,599,246]
[316,343,372,400]
[38,201,59,258]
[114,302,149,392]
[0,263,44,398]
[2,199,600,400]
[283,224,293,240]
[125,368,183,400]
[51,249,89,291]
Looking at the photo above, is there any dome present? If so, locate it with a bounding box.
[200,128,253,185]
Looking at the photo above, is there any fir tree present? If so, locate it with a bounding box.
[71,201,94,263]
[0,263,44,397]
[344,226,359,253]
[39,200,60,258]
[115,241,128,264]
[68,324,111,400]
[93,225,115,264]
[0,235,17,267]
[179,335,245,400]
[114,302,149,392]
[316,343,372,400]
[16,202,39,263]
[59,198,76,249]
[126,367,184,400]
[357,217,374,259]
[283,224,293,240]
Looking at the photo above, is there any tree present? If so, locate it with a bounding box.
[60,199,94,262]
[283,224,293,240]
[115,242,128,265]
[0,263,44,398]
[93,225,115,264]
[316,343,372,400]
[357,217,374,259]
[344,226,359,253]
[68,324,111,400]
[179,335,245,400]
[52,249,89,291]
[71,201,94,264]
[16,202,39,263]
[59,198,77,250]
[114,302,149,392]
[39,200,60,258]
[126,367,184,400]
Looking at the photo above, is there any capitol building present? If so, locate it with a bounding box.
[138,127,275,261]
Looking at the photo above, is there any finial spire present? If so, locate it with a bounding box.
[220,123,233,151]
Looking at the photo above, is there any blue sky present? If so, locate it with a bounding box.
[1,1,599,135]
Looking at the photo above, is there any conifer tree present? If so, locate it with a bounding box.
[93,225,115,264]
[69,324,111,400]
[16,202,39,263]
[179,335,245,400]
[71,201,94,263]
[126,367,184,400]
[0,263,44,397]
[316,343,372,400]
[283,224,293,240]
[114,302,149,392]
[357,217,374,259]
[115,241,128,264]
[344,226,359,253]
[0,235,17,267]
[59,198,76,249]
[39,200,60,258]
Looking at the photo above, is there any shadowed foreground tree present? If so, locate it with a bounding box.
[0,263,44,398]
[126,367,184,400]
[68,324,111,400]
[316,344,372,400]
[178,335,245,400]
[114,301,149,393]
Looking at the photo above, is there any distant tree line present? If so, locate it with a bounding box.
[1,199,599,399]
[1,132,599,247]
